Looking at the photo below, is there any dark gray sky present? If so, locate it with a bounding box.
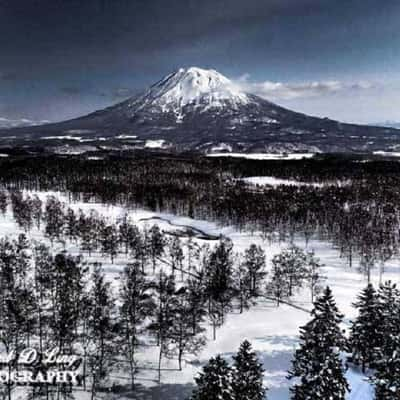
[1,0,399,123]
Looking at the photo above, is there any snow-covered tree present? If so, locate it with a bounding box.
[243,244,267,297]
[44,195,65,244]
[371,281,400,398]
[187,235,201,273]
[372,335,400,400]
[232,340,266,400]
[0,237,33,352]
[119,262,155,388]
[205,238,234,322]
[305,250,324,303]
[87,264,116,399]
[64,207,78,242]
[11,191,34,232]
[49,253,87,350]
[169,286,206,370]
[149,270,177,382]
[377,281,400,352]
[32,243,54,352]
[118,214,132,254]
[101,224,119,263]
[31,194,42,229]
[288,287,349,400]
[349,283,382,372]
[234,256,254,313]
[273,246,308,297]
[185,275,207,335]
[149,224,165,272]
[79,210,103,256]
[129,225,147,269]
[0,190,7,215]
[168,236,184,276]
[265,259,289,306]
[191,355,232,400]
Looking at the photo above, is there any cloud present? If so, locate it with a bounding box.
[235,75,375,100]
[0,116,50,128]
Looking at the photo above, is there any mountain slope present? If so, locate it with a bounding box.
[1,67,400,153]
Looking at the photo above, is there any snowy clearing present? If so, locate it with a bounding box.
[207,153,315,160]
[373,150,400,157]
[145,139,168,148]
[239,176,352,187]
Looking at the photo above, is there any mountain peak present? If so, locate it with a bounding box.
[135,66,250,113]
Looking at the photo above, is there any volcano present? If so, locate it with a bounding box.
[2,67,400,153]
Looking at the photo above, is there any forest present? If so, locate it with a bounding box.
[0,152,399,399]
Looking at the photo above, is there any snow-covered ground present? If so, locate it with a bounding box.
[239,176,351,188]
[1,191,392,399]
[207,153,315,160]
[373,150,400,157]
[240,176,323,187]
[145,139,168,148]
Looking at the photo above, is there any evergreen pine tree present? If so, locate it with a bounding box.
[206,238,234,322]
[191,355,232,400]
[349,283,382,372]
[371,281,400,399]
[232,340,266,400]
[288,287,349,400]
[377,281,400,353]
[372,335,400,400]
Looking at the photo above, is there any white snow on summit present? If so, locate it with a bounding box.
[134,67,250,114]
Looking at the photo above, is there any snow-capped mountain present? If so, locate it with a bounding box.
[133,67,250,114]
[2,67,400,153]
